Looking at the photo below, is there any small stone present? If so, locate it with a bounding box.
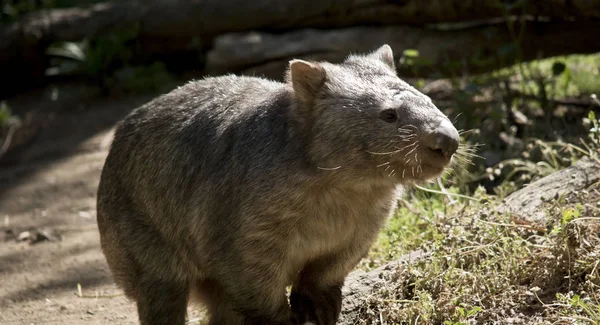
[17,231,32,242]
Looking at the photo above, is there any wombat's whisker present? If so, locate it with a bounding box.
[317,165,342,171]
[397,128,413,133]
[394,134,417,138]
[377,162,391,167]
[452,113,463,124]
[402,168,406,178]
[451,154,471,168]
[390,138,417,144]
[390,145,412,157]
[458,129,477,136]
[367,149,404,155]
[458,143,481,150]
[458,147,479,153]
[392,141,418,152]
[384,140,419,156]
[451,160,471,174]
[457,151,484,160]
[396,134,415,139]
[411,166,415,177]
[460,149,483,155]
[454,155,475,166]
[405,144,419,156]
[417,165,422,174]
[392,137,417,143]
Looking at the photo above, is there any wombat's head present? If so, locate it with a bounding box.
[287,45,459,184]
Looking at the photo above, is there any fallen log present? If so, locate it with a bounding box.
[2,0,600,97]
[499,156,600,224]
[3,0,599,49]
[340,250,430,323]
[206,21,600,79]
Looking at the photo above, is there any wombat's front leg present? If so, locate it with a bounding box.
[231,283,292,325]
[291,245,372,325]
[290,281,342,325]
[214,262,294,325]
[290,255,353,325]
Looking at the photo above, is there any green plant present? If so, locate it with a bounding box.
[556,292,600,324]
[47,26,139,79]
[582,108,600,156]
[0,101,12,127]
[45,26,176,93]
[444,305,484,325]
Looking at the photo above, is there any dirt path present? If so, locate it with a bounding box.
[0,89,204,324]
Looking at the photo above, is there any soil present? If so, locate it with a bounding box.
[0,86,205,324]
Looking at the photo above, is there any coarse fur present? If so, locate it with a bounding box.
[97,45,458,325]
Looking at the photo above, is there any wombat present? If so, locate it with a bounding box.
[97,44,459,325]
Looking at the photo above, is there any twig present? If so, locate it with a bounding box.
[414,184,478,201]
[0,119,20,159]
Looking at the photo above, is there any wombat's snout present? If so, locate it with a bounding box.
[424,119,459,159]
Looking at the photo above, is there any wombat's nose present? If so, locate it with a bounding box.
[426,119,459,158]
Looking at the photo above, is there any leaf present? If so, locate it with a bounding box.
[562,209,575,224]
[467,306,483,317]
[46,41,87,61]
[552,61,566,76]
[0,102,12,125]
[403,49,420,58]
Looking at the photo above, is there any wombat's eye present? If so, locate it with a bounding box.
[380,109,397,123]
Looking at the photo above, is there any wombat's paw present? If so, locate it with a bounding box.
[290,286,341,325]
[244,316,294,325]
[290,290,314,324]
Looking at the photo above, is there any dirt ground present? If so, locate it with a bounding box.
[0,87,205,324]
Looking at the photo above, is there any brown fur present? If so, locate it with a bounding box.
[96,45,458,325]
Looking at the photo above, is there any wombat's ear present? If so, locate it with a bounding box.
[369,44,395,70]
[288,59,326,103]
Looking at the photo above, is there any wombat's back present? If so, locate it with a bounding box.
[97,75,297,298]
[104,76,294,207]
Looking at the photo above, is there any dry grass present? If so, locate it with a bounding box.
[358,168,600,324]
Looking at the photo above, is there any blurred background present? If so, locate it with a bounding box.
[1,0,599,188]
[0,1,599,324]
